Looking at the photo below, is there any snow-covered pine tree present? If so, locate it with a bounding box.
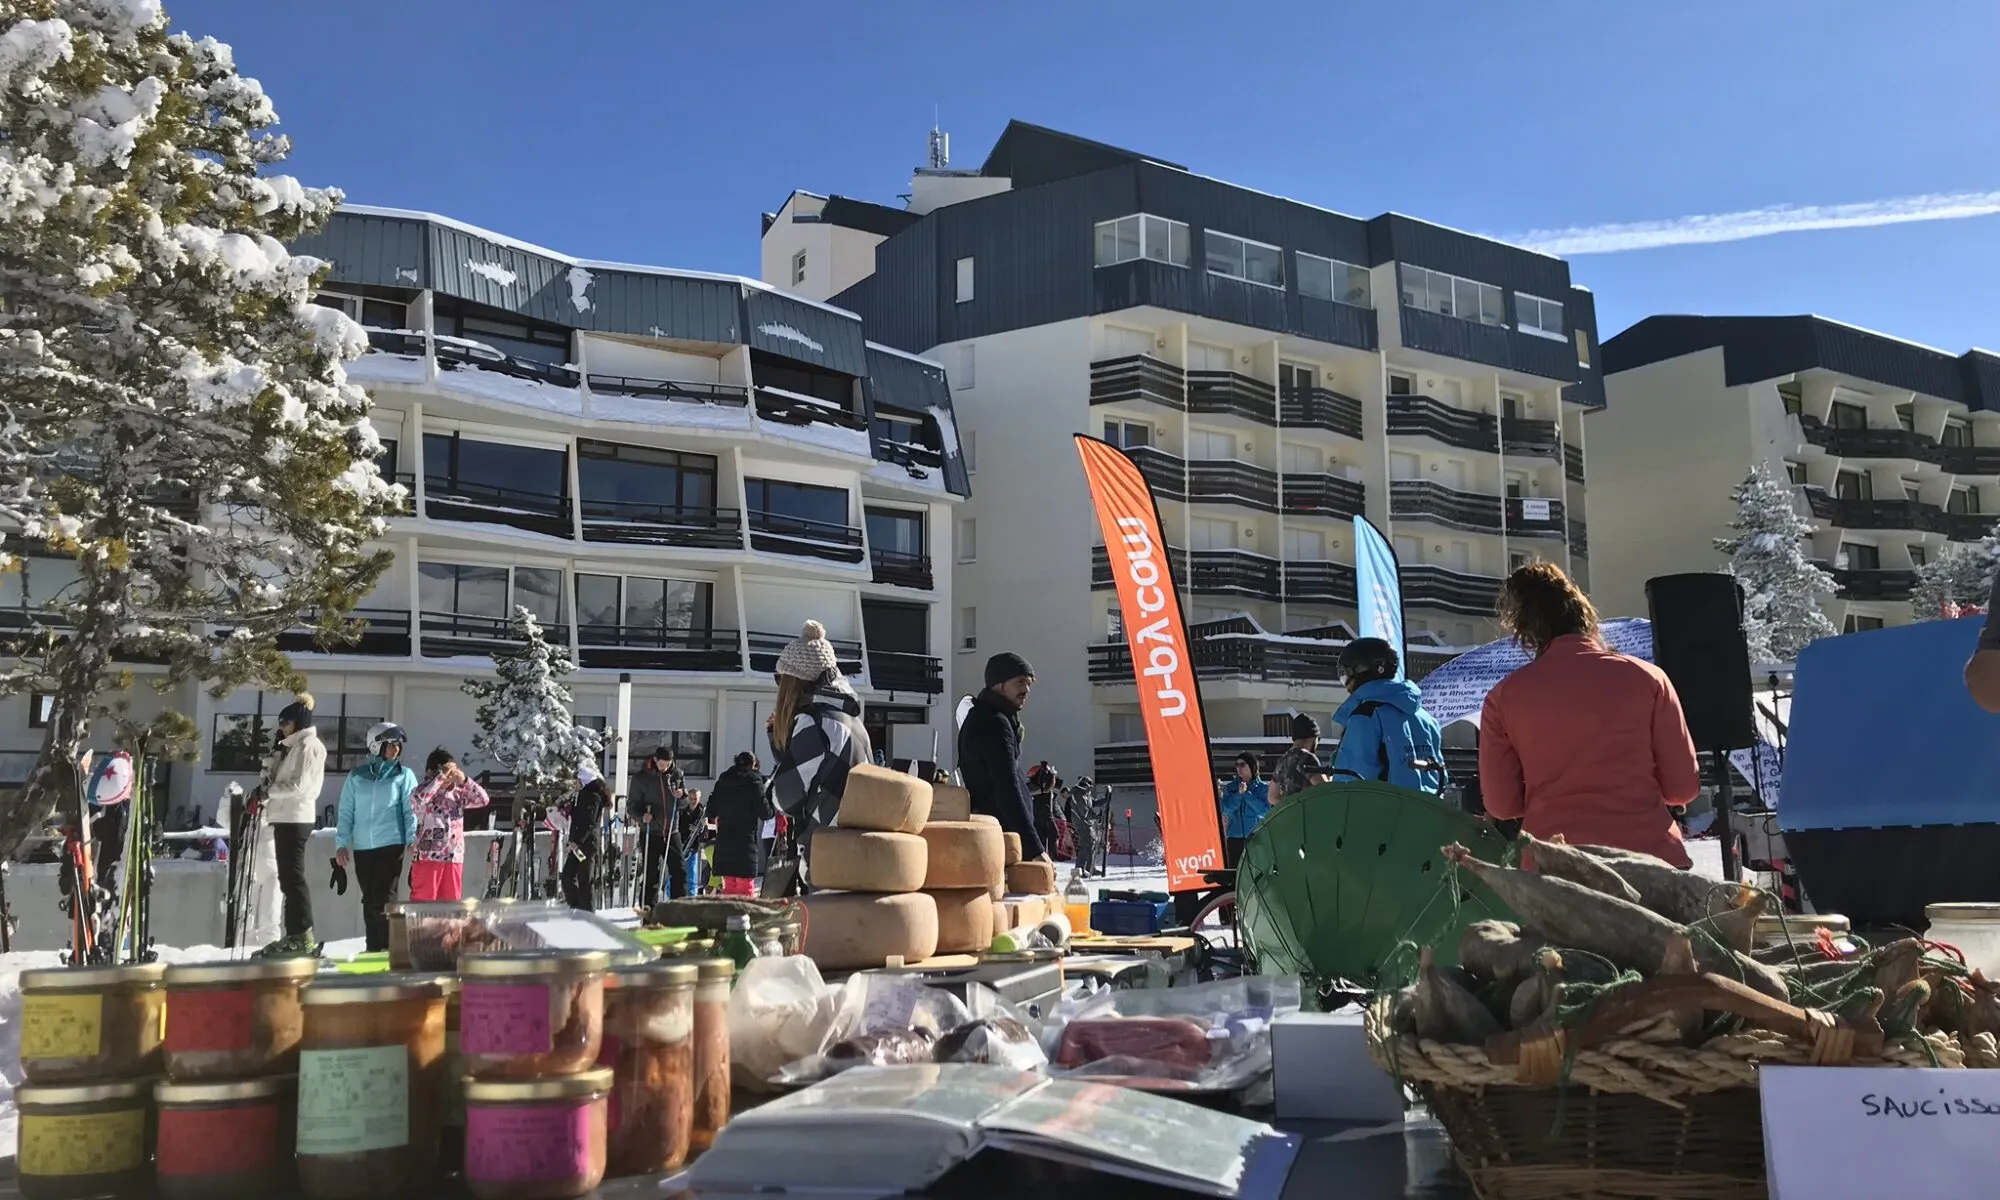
[462,608,603,797]
[0,2,399,856]
[1911,524,2000,620]
[1714,463,1837,663]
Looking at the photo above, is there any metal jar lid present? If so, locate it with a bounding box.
[166,957,322,987]
[610,961,699,988]
[21,961,168,992]
[156,1075,294,1105]
[1927,903,2000,924]
[401,899,485,917]
[398,971,463,996]
[301,975,447,1006]
[459,949,610,979]
[463,1067,612,1105]
[694,957,736,982]
[18,1077,156,1107]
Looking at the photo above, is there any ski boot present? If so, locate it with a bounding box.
[258,929,322,959]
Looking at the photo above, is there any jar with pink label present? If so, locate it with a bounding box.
[458,951,608,1081]
[462,1068,611,1200]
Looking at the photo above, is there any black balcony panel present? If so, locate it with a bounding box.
[871,548,935,590]
[1832,568,1918,603]
[580,500,743,549]
[586,375,749,407]
[1946,512,1995,542]
[275,608,412,657]
[436,339,580,388]
[1403,565,1503,617]
[755,387,868,432]
[1941,445,2000,476]
[749,511,867,563]
[1390,480,1502,533]
[868,650,944,695]
[1505,495,1567,539]
[419,611,563,658]
[1801,418,1941,464]
[1281,387,1364,440]
[748,631,864,676]
[1501,416,1561,459]
[1822,496,1948,534]
[575,625,743,672]
[1564,442,1585,484]
[1388,395,1498,454]
[1186,371,1276,424]
[1089,355,1185,410]
[1125,446,1280,510]
[424,481,574,538]
[1282,473,1367,520]
[1284,561,1358,606]
[1569,519,1589,559]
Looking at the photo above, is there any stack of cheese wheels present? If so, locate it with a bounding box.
[802,765,939,970]
[917,810,1004,954]
[930,781,973,822]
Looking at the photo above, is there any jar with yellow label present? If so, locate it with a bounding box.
[296,975,448,1200]
[15,1077,155,1200]
[154,1075,295,1199]
[162,957,318,1080]
[19,962,167,1084]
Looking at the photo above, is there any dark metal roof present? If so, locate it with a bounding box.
[820,196,920,238]
[975,119,1183,188]
[1602,315,1994,409]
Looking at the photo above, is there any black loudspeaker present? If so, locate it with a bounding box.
[1645,573,1755,750]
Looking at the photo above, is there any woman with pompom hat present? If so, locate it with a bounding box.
[766,620,872,887]
[259,692,326,957]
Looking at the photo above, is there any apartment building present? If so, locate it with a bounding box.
[1,208,968,819]
[1595,315,2000,636]
[762,121,1603,798]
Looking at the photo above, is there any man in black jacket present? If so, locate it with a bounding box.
[959,652,1047,861]
[562,764,612,911]
[627,748,683,905]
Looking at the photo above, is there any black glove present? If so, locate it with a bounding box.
[329,859,348,896]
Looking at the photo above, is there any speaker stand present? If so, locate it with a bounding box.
[1713,748,1738,882]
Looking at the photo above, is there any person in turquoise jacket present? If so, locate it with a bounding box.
[335,722,417,952]
[1331,639,1450,795]
[1218,752,1271,866]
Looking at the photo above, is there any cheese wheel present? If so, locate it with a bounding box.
[1002,893,1047,925]
[930,783,973,823]
[1006,859,1057,895]
[918,820,1005,889]
[1002,832,1023,866]
[987,881,1005,901]
[801,891,939,970]
[968,814,1000,828]
[836,765,933,834]
[924,887,995,954]
[810,828,928,893]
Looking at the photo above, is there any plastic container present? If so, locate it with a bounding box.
[689,957,732,1153]
[16,1077,155,1200]
[387,902,411,970]
[462,1069,611,1200]
[1064,874,1095,935]
[402,899,507,971]
[162,957,318,1080]
[19,962,167,1084]
[155,1075,296,1199]
[458,950,608,1080]
[1927,904,2000,978]
[1753,913,1853,953]
[600,961,696,1176]
[296,975,449,1200]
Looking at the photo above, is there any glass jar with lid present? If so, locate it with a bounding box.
[462,1068,612,1200]
[15,1077,155,1200]
[296,975,448,1200]
[401,972,466,1172]
[600,961,696,1176]
[689,957,733,1153]
[162,956,318,1080]
[459,950,608,1081]
[386,901,411,970]
[154,1074,295,1199]
[19,962,167,1084]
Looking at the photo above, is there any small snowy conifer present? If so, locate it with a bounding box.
[463,608,602,796]
[1713,463,1837,663]
[1911,528,2000,621]
[0,2,399,855]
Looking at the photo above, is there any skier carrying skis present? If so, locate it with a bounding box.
[259,694,326,957]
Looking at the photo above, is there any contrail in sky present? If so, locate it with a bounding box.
[1503,189,2000,256]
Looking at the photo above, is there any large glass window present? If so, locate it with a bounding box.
[432,298,570,364]
[1205,231,1284,288]
[424,432,567,501]
[210,692,385,774]
[577,439,717,515]
[1399,265,1503,326]
[627,730,712,779]
[866,508,925,558]
[1093,214,1190,268]
[575,574,711,633]
[746,478,849,531]
[420,562,564,625]
[1950,488,1981,514]
[862,599,930,655]
[1944,421,1971,448]
[1839,543,1880,570]
[1514,292,1566,339]
[1297,253,1371,305]
[1834,470,1873,502]
[1830,402,1869,430]
[753,354,852,406]
[314,291,407,330]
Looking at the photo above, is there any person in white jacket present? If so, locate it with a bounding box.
[260,692,327,957]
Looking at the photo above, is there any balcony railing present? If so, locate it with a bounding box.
[871,548,934,591]
[0,608,170,664]
[868,651,944,695]
[1281,386,1364,440]
[578,499,743,550]
[1942,445,2000,476]
[1505,495,1568,539]
[1093,545,1273,599]
[1125,446,1280,510]
[748,631,864,677]
[365,328,427,356]
[1801,419,1940,464]
[275,609,413,658]
[575,625,743,673]
[1388,395,1498,454]
[1089,355,1185,410]
[754,386,867,432]
[1501,416,1561,460]
[1403,564,1504,616]
[1089,634,1347,686]
[1091,736,1478,787]
[748,511,867,563]
[1282,472,1367,520]
[1564,443,1585,484]
[1944,512,1994,542]
[423,479,575,538]
[1832,568,1919,603]
[1391,480,1502,532]
[1186,371,1276,424]
[435,338,581,388]
[1569,518,1589,559]
[586,375,749,408]
[875,437,946,471]
[419,611,563,658]
[1812,494,1949,534]
[1284,561,1358,606]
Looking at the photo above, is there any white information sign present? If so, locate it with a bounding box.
[1762,1065,2000,1198]
[1518,498,1551,522]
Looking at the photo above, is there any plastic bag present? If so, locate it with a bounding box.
[771,974,1049,1085]
[1042,974,1301,1100]
[727,955,844,1092]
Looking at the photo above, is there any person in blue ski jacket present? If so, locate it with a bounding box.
[1217,752,1270,866]
[1330,639,1450,795]
[335,722,418,952]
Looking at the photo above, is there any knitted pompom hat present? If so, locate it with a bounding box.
[776,620,840,682]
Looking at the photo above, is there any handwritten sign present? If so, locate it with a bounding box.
[1519,498,1551,522]
[1763,1066,2000,1198]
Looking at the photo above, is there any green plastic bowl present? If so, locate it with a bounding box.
[333,951,393,975]
[633,926,699,949]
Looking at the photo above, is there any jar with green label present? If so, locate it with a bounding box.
[19,962,167,1084]
[296,975,447,1200]
[15,1077,155,1200]
[154,1075,295,1199]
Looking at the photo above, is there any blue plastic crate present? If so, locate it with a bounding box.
[1090,898,1171,936]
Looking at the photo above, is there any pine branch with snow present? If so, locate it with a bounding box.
[462,608,602,794]
[0,2,399,855]
[1911,530,2000,621]
[1713,463,1837,663]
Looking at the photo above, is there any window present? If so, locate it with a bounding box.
[870,411,925,451]
[1107,713,1145,743]
[862,705,929,764]
[28,692,53,729]
[1830,401,1868,430]
[1574,329,1591,368]
[1188,430,1236,461]
[1834,470,1872,502]
[577,440,716,517]
[1509,552,1529,572]
[955,344,974,390]
[1399,265,1503,326]
[866,508,925,561]
[1093,214,1190,268]
[791,250,806,287]
[955,256,974,303]
[1205,231,1284,288]
[211,692,385,774]
[861,600,929,655]
[1840,543,1880,570]
[574,574,711,636]
[1785,461,1806,485]
[1843,615,1885,634]
[1910,545,1929,568]
[1104,420,1151,450]
[746,478,850,536]
[1107,607,1124,641]
[1514,292,1566,339]
[958,517,977,562]
[1191,517,1236,550]
[313,291,406,330]
[1501,393,1524,420]
[1777,382,1802,415]
[433,298,570,364]
[1896,405,1915,432]
[628,730,711,779]
[964,429,978,473]
[420,562,566,626]
[1944,421,1971,448]
[1388,373,1415,397]
[1950,488,1981,514]
[958,606,977,652]
[752,354,853,407]
[424,433,568,503]
[1297,253,1370,305]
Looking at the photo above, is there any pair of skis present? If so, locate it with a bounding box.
[61,752,156,966]
[222,783,267,950]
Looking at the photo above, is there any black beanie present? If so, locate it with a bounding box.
[277,693,314,730]
[1291,713,1320,740]
[984,652,1035,689]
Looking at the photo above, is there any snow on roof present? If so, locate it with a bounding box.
[866,340,948,371]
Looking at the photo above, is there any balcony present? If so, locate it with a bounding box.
[1126,446,1280,510]
[1186,371,1276,424]
[586,375,749,410]
[1942,445,2000,476]
[1944,512,1994,542]
[435,337,580,388]
[1091,736,1478,787]
[748,631,864,677]
[1569,518,1589,559]
[575,625,743,673]
[868,650,944,695]
[1801,419,1940,464]
[871,547,934,591]
[579,500,743,550]
[748,511,867,563]
[0,608,169,665]
[1092,544,1275,600]
[1505,495,1568,539]
[1282,472,1368,521]
[1403,564,1503,616]
[1501,416,1561,460]
[1089,631,1345,687]
[1565,443,1585,484]
[423,479,574,539]
[275,609,413,658]
[1284,561,1358,606]
[1391,481,1501,533]
[1089,355,1185,411]
[1832,569,1919,603]
[419,611,558,658]
[1810,493,1948,534]
[1281,387,1364,440]
[365,328,427,356]
[754,386,869,433]
[1388,395,1498,454]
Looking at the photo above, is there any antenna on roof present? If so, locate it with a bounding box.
[927,105,950,170]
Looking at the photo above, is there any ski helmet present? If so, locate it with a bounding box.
[1338,637,1400,686]
[366,722,409,756]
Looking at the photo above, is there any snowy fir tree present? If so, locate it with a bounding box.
[463,608,603,798]
[1713,463,1837,663]
[1911,526,2000,621]
[0,2,399,855]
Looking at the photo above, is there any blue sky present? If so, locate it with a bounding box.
[173,0,2000,349]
